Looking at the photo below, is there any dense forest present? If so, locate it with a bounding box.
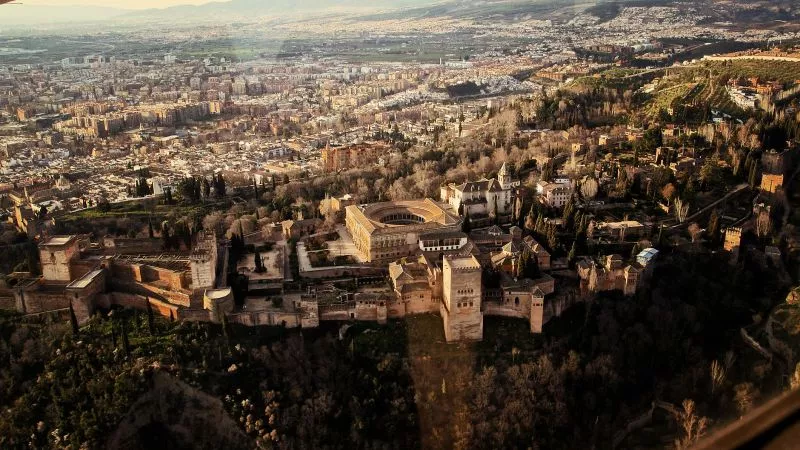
[0,247,794,449]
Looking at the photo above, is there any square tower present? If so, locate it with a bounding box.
[39,236,79,282]
[441,255,483,342]
[530,287,545,333]
[191,231,218,290]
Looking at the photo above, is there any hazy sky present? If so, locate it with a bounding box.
[23,0,215,9]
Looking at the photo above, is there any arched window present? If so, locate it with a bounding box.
[515,297,520,306]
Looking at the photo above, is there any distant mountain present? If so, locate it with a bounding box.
[0,4,127,26]
[0,0,435,26]
[5,0,788,28]
[121,0,442,20]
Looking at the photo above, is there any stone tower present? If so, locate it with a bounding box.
[39,236,79,282]
[498,162,512,190]
[191,231,218,290]
[440,255,483,342]
[623,265,640,296]
[724,227,742,261]
[530,286,545,333]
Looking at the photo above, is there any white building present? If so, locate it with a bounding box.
[440,163,516,216]
[538,180,573,208]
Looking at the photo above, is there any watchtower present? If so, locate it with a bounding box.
[191,231,218,290]
[530,287,545,333]
[441,255,483,342]
[39,236,79,282]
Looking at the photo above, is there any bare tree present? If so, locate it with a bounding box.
[688,223,703,244]
[734,383,758,417]
[588,264,600,293]
[581,177,599,200]
[710,359,726,395]
[661,183,677,206]
[791,363,800,390]
[674,198,690,223]
[673,399,709,450]
[756,210,772,239]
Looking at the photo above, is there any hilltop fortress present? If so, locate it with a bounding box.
[0,169,649,342]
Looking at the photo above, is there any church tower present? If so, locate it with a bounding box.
[498,162,512,190]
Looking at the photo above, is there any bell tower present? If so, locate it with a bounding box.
[498,162,511,190]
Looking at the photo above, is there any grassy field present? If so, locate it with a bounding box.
[644,82,695,116]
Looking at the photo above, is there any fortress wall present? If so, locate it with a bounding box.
[139,265,188,290]
[387,301,406,318]
[70,259,100,279]
[23,291,70,315]
[228,311,301,328]
[355,301,379,321]
[483,302,529,320]
[109,291,149,310]
[110,279,191,307]
[404,290,437,314]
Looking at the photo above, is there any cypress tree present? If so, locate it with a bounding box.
[254,250,265,273]
[121,319,131,358]
[162,224,171,250]
[568,240,577,267]
[146,299,155,335]
[461,211,472,233]
[708,209,721,246]
[69,301,79,336]
[748,163,758,188]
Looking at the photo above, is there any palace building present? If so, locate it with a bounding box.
[345,199,462,264]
